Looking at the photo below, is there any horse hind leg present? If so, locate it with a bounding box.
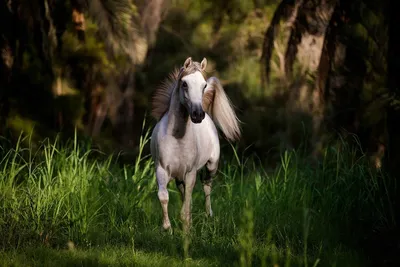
[156,166,172,231]
[175,180,185,202]
[201,159,219,217]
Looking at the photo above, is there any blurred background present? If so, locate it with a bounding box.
[0,0,397,170]
[2,1,400,265]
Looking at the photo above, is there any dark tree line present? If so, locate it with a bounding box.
[0,0,399,170]
[0,0,166,149]
[261,0,400,173]
[260,1,400,252]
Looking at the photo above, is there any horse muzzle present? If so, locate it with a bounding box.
[190,105,205,124]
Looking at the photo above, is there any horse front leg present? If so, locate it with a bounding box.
[156,166,172,231]
[201,159,219,217]
[181,170,196,233]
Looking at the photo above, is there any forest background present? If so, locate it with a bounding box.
[1,0,400,266]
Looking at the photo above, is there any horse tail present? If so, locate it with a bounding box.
[204,77,241,142]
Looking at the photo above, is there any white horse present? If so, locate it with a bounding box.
[150,57,241,232]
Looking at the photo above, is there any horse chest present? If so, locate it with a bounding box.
[159,136,199,179]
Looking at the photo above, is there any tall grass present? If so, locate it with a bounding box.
[0,127,395,266]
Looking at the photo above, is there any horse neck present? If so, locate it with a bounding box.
[167,88,191,139]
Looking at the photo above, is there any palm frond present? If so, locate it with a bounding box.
[79,0,146,64]
[315,0,341,105]
[284,2,306,79]
[260,0,295,86]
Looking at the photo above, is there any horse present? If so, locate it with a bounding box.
[150,57,241,233]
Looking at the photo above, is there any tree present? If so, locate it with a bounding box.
[311,0,349,156]
[386,0,400,174]
[0,0,167,147]
[260,0,295,85]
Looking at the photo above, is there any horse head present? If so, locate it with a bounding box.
[178,57,208,123]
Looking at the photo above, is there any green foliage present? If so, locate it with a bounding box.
[79,0,140,63]
[0,0,392,160]
[0,128,394,266]
[1,0,145,149]
[62,20,111,70]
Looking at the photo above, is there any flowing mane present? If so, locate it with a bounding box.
[151,68,180,120]
[151,62,207,121]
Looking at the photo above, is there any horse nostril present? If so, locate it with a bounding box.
[200,111,205,119]
[193,110,198,118]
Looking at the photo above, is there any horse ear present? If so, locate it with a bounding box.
[183,57,192,69]
[200,58,207,71]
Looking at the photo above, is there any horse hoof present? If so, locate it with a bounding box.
[161,226,173,235]
[167,227,173,235]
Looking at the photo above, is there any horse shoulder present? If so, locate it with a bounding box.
[194,115,220,168]
[151,115,170,159]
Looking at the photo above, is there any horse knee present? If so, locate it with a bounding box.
[158,189,169,204]
[156,166,170,204]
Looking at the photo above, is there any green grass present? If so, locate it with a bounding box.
[0,126,395,266]
[0,246,214,267]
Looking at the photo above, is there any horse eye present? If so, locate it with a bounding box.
[203,84,207,91]
[182,81,188,88]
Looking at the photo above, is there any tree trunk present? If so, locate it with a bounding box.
[311,0,357,158]
[386,0,400,175]
[69,0,99,135]
[284,1,307,79]
[0,1,17,134]
[109,69,136,148]
[311,0,341,157]
[383,0,400,254]
[71,0,86,41]
[260,0,295,86]
[138,0,166,46]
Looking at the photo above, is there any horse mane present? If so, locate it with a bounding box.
[205,77,241,141]
[151,68,180,121]
[151,62,206,121]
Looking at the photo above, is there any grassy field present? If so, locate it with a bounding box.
[0,127,395,266]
